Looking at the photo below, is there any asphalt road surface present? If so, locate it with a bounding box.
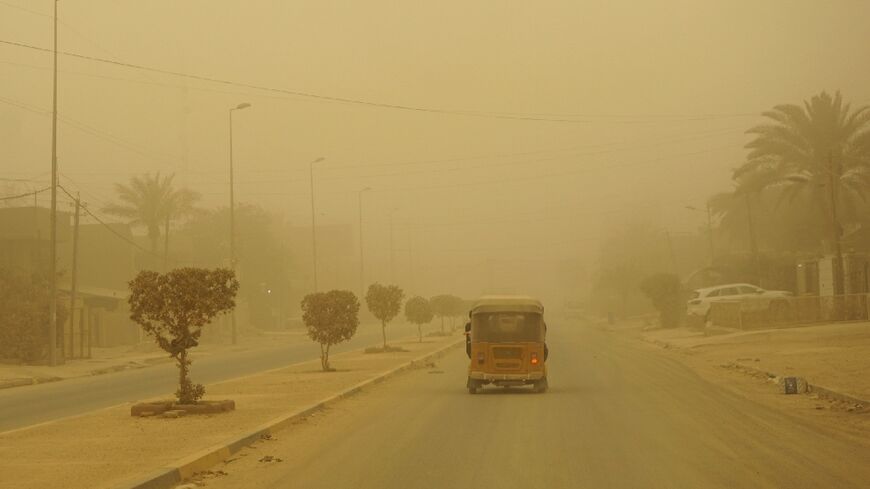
[0,323,416,432]
[199,322,870,489]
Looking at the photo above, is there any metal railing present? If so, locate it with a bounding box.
[708,294,870,330]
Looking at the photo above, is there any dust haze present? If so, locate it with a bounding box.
[3,2,870,488]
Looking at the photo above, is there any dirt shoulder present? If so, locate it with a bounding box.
[0,334,460,489]
[0,331,310,389]
[607,320,870,444]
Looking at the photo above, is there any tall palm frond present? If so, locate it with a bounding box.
[731,91,870,253]
[103,172,200,252]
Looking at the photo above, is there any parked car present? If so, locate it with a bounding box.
[687,283,793,322]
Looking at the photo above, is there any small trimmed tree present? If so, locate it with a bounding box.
[404,296,434,342]
[429,295,452,334]
[128,267,239,404]
[301,290,360,371]
[365,283,404,349]
[639,273,685,329]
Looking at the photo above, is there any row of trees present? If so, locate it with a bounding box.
[593,91,870,322]
[302,285,468,370]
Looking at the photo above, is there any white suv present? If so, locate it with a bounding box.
[687,283,793,320]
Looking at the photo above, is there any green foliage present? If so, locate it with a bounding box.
[301,290,360,371]
[103,172,199,252]
[0,270,68,364]
[638,273,685,328]
[365,283,404,348]
[723,91,870,254]
[428,295,451,333]
[128,267,239,404]
[429,294,465,333]
[404,296,433,342]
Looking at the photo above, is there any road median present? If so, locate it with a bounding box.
[0,334,463,489]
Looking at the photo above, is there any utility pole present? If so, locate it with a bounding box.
[685,205,716,266]
[69,194,81,359]
[48,0,59,366]
[358,187,371,298]
[407,226,415,293]
[389,209,397,283]
[309,157,324,292]
[228,102,250,345]
[828,151,845,296]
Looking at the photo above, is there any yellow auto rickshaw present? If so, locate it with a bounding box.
[465,295,548,394]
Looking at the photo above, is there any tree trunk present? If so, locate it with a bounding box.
[440,316,444,334]
[381,320,387,349]
[418,324,422,343]
[320,342,330,371]
[177,349,189,403]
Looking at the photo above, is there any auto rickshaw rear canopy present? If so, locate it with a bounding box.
[470,295,544,315]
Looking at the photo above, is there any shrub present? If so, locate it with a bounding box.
[365,283,404,349]
[639,273,685,328]
[404,296,434,342]
[301,290,360,371]
[0,270,68,364]
[128,267,238,404]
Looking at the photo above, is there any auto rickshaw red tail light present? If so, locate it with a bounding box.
[477,352,485,365]
[530,352,539,365]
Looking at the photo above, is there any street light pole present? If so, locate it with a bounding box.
[389,207,398,283]
[358,187,371,298]
[309,157,325,292]
[48,0,59,366]
[228,102,250,345]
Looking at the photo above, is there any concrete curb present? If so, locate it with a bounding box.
[0,376,62,390]
[807,384,869,407]
[108,337,464,489]
[724,361,869,406]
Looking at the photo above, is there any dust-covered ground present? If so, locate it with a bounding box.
[180,322,870,489]
[619,319,870,445]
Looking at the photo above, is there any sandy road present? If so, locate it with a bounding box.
[193,322,870,489]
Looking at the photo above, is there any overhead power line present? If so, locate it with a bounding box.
[57,183,173,262]
[0,38,757,124]
[0,186,50,201]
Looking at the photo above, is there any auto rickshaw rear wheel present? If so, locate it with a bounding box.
[533,378,549,393]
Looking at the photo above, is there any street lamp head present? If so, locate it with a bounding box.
[235,102,251,110]
[312,157,325,164]
[361,186,372,192]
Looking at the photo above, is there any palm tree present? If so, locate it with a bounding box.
[733,91,870,293]
[103,173,200,257]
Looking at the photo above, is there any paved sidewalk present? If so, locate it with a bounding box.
[0,333,460,489]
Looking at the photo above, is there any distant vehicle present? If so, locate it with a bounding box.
[687,283,793,322]
[465,295,548,394]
